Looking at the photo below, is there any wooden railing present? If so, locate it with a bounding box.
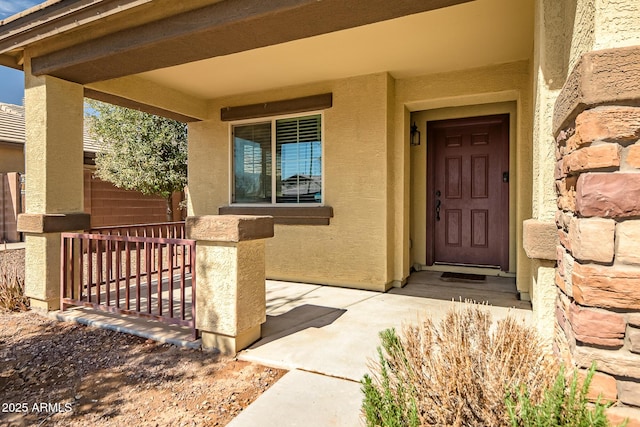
[60,230,197,339]
[89,221,186,238]
[88,221,190,274]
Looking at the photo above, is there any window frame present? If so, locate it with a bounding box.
[229,111,325,207]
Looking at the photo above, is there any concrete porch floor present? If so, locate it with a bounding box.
[55,272,533,426]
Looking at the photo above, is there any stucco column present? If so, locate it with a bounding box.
[522,0,570,343]
[186,215,274,356]
[17,59,89,310]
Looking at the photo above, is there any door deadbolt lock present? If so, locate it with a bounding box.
[502,172,509,183]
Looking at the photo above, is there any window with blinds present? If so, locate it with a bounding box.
[232,122,272,203]
[232,113,322,204]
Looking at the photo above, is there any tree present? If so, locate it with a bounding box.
[86,100,188,222]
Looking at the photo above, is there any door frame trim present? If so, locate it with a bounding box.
[425,113,510,271]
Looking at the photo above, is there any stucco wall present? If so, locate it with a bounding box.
[568,0,640,72]
[0,145,24,173]
[593,0,640,49]
[396,61,534,295]
[527,0,576,341]
[188,63,535,293]
[188,73,395,291]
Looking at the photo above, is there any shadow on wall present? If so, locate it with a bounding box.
[539,0,578,90]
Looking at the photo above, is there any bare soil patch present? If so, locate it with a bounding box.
[1,248,285,426]
[0,311,286,426]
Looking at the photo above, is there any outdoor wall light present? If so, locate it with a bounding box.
[410,122,421,146]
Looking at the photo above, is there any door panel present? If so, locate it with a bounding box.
[427,114,509,270]
[471,155,488,198]
[445,209,462,246]
[445,156,462,198]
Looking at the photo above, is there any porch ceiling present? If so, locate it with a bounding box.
[19,0,476,83]
[136,0,534,100]
[0,0,533,113]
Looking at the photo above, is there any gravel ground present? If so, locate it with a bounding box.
[0,249,25,280]
[0,312,286,426]
[0,248,286,426]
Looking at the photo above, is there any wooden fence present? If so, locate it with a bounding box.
[0,172,22,243]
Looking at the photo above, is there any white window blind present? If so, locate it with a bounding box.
[232,114,322,204]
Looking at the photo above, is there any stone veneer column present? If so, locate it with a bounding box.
[17,59,89,310]
[553,46,640,426]
[186,215,273,356]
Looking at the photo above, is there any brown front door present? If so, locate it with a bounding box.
[426,114,509,270]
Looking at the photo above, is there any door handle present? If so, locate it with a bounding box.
[436,199,441,221]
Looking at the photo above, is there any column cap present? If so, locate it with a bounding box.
[17,213,90,233]
[554,45,640,135]
[186,215,274,242]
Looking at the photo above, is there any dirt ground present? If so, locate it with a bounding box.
[0,311,286,426]
[1,248,286,426]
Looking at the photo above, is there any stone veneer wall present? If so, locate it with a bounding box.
[553,46,640,426]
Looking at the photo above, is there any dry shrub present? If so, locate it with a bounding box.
[0,264,29,312]
[362,303,557,427]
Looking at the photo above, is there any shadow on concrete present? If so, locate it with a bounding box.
[251,304,346,348]
[390,271,532,310]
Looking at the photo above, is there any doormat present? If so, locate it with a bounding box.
[440,272,486,282]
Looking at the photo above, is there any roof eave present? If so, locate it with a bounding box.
[0,0,152,56]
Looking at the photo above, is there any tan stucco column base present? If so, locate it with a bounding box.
[18,213,91,311]
[186,215,274,356]
[22,234,62,311]
[200,325,262,356]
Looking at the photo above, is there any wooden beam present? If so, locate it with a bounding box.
[221,93,332,121]
[30,0,473,84]
[84,89,201,123]
[0,54,21,70]
[84,76,209,122]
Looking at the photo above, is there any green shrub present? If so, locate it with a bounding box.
[362,329,420,427]
[506,362,626,427]
[362,304,556,426]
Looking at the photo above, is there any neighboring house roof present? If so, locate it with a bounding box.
[0,102,100,153]
[0,103,25,145]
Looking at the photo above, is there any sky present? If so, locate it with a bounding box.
[0,0,45,105]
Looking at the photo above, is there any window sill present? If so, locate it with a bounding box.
[219,206,333,225]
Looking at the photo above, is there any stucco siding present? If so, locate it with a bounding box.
[569,0,595,73]
[188,64,534,292]
[592,0,640,52]
[568,0,640,72]
[189,73,394,291]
